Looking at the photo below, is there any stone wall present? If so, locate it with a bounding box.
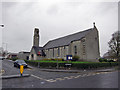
[44,45,69,60]
[85,28,100,62]
[69,39,86,61]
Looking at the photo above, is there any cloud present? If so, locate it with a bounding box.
[2,1,118,56]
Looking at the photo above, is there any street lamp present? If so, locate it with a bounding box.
[0,24,4,57]
[0,25,4,27]
[2,43,7,52]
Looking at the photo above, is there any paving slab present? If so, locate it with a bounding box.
[1,74,30,79]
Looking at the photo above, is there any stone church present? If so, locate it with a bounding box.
[29,23,100,62]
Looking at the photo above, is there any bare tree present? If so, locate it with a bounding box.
[108,31,120,61]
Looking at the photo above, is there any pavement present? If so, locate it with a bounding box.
[1,74,30,79]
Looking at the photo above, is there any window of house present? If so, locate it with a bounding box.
[74,46,77,55]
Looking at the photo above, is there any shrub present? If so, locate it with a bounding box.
[25,60,119,69]
[54,58,63,61]
[107,60,115,62]
[42,58,63,61]
[99,58,107,62]
[72,55,79,61]
[10,57,18,61]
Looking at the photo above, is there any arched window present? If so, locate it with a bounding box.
[31,54,34,58]
[53,48,54,57]
[74,46,77,55]
[58,47,60,57]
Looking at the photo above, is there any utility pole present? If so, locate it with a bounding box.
[0,24,4,57]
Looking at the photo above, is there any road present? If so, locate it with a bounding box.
[1,59,119,88]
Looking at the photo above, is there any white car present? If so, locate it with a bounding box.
[0,56,5,60]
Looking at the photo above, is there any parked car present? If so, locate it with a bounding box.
[0,56,5,60]
[14,60,27,68]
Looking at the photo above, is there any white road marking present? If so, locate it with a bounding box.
[45,79,56,82]
[56,78,65,81]
[31,74,56,82]
[64,77,72,79]
[86,73,92,76]
[96,72,100,74]
[31,71,111,83]
[74,75,81,78]
[69,76,75,78]
[31,74,44,80]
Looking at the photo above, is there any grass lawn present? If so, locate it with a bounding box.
[26,60,102,64]
[25,60,119,69]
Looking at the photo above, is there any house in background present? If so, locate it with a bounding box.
[103,51,118,61]
[18,51,30,60]
[7,53,18,59]
[29,22,100,62]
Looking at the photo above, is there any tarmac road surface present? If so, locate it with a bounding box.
[1,59,119,89]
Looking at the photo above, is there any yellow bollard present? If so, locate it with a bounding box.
[20,65,24,76]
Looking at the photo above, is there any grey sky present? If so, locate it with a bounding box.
[0,0,118,56]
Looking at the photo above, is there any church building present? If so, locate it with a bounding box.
[29,23,100,62]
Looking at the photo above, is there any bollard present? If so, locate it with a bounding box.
[20,65,24,76]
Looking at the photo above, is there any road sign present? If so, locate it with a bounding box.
[20,65,24,76]
[66,55,72,60]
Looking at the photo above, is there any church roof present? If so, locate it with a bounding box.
[43,28,93,49]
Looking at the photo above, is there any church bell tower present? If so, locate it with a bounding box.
[33,28,39,47]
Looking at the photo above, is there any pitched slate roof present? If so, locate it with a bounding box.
[44,28,93,49]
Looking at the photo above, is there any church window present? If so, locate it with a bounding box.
[74,46,77,55]
[31,54,34,58]
[58,47,60,57]
[53,48,54,57]
[83,44,86,55]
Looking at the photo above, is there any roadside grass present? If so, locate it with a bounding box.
[25,60,119,64]
[25,59,119,69]
[25,60,92,64]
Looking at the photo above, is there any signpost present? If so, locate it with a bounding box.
[20,65,24,76]
[66,55,72,60]
[65,55,72,69]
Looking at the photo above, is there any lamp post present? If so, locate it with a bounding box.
[0,25,4,27]
[0,24,4,57]
[2,43,7,52]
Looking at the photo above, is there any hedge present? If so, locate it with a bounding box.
[25,60,119,69]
